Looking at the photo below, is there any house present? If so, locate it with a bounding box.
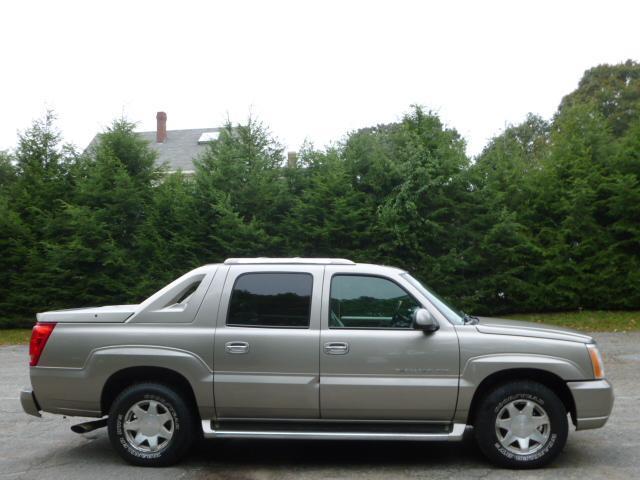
[89,112,297,173]
[134,112,221,174]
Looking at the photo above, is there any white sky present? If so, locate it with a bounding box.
[1,0,638,157]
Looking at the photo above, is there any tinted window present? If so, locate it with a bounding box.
[330,275,420,329]
[227,273,313,328]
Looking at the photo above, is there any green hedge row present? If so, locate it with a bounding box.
[1,61,639,328]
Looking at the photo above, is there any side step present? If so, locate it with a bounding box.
[201,421,467,441]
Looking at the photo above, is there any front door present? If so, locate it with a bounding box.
[320,267,460,421]
[213,265,322,419]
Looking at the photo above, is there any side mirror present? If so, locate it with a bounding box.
[413,308,439,333]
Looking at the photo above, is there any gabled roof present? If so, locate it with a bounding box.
[86,127,222,173]
[136,128,222,173]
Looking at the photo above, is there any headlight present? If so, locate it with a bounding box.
[587,344,605,379]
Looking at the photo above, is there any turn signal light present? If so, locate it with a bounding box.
[29,322,56,366]
[587,344,605,379]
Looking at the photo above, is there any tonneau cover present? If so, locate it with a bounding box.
[36,305,138,323]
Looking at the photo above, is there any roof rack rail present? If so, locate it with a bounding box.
[223,257,355,265]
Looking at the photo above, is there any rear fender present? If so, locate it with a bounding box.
[31,345,214,419]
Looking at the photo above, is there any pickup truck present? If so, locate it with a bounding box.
[21,258,613,468]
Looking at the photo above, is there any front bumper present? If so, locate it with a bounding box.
[20,388,41,417]
[567,379,614,430]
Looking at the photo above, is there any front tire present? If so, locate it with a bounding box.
[474,380,568,468]
[107,383,195,467]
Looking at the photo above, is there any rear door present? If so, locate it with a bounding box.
[320,266,460,421]
[213,265,322,419]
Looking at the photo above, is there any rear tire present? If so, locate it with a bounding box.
[474,380,568,469]
[107,383,195,467]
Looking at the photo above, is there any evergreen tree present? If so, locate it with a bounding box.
[283,147,371,259]
[195,120,287,224]
[11,111,74,222]
[190,119,284,260]
[44,120,159,306]
[591,117,640,308]
[344,107,474,304]
[2,61,640,327]
[134,172,202,295]
[535,103,618,309]
[6,113,76,316]
[466,115,550,313]
[558,60,640,137]
[0,194,31,326]
[0,151,16,188]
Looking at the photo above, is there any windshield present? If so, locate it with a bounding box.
[401,273,464,325]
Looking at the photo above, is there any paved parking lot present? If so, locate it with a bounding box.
[1,332,639,479]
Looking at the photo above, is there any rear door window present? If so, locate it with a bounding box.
[227,273,313,328]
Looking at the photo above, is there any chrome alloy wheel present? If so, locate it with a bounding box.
[495,399,551,455]
[123,400,175,453]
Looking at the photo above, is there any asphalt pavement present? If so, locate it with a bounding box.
[1,332,638,479]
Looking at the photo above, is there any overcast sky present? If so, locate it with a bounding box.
[1,0,638,157]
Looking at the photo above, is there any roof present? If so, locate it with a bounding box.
[86,127,222,173]
[223,258,356,265]
[136,128,222,173]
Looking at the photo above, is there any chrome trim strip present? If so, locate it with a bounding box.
[201,421,466,441]
[216,417,448,424]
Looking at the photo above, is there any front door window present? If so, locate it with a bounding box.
[329,275,420,329]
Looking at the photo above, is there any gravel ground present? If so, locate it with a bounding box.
[1,332,638,479]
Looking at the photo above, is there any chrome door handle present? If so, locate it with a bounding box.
[225,341,249,354]
[324,342,349,355]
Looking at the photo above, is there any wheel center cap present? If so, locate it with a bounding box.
[141,416,160,435]
[512,415,531,437]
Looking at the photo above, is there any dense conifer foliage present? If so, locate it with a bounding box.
[1,61,639,326]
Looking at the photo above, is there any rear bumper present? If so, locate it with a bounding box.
[567,379,614,430]
[20,388,41,417]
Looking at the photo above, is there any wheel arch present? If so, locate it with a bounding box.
[466,368,577,427]
[101,366,199,418]
[87,345,214,420]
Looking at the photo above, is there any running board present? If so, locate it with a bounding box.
[201,421,467,441]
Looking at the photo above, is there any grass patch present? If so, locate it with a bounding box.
[503,310,640,332]
[0,311,638,344]
[0,328,32,346]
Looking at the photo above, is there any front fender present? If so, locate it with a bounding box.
[453,353,590,423]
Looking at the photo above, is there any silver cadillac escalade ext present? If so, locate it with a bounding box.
[20,258,613,468]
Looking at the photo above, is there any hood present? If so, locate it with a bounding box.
[36,305,138,323]
[475,316,593,344]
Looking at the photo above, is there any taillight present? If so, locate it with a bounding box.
[29,322,56,366]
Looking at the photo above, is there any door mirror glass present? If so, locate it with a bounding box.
[413,308,439,333]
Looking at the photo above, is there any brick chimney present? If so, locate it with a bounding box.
[156,111,167,143]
